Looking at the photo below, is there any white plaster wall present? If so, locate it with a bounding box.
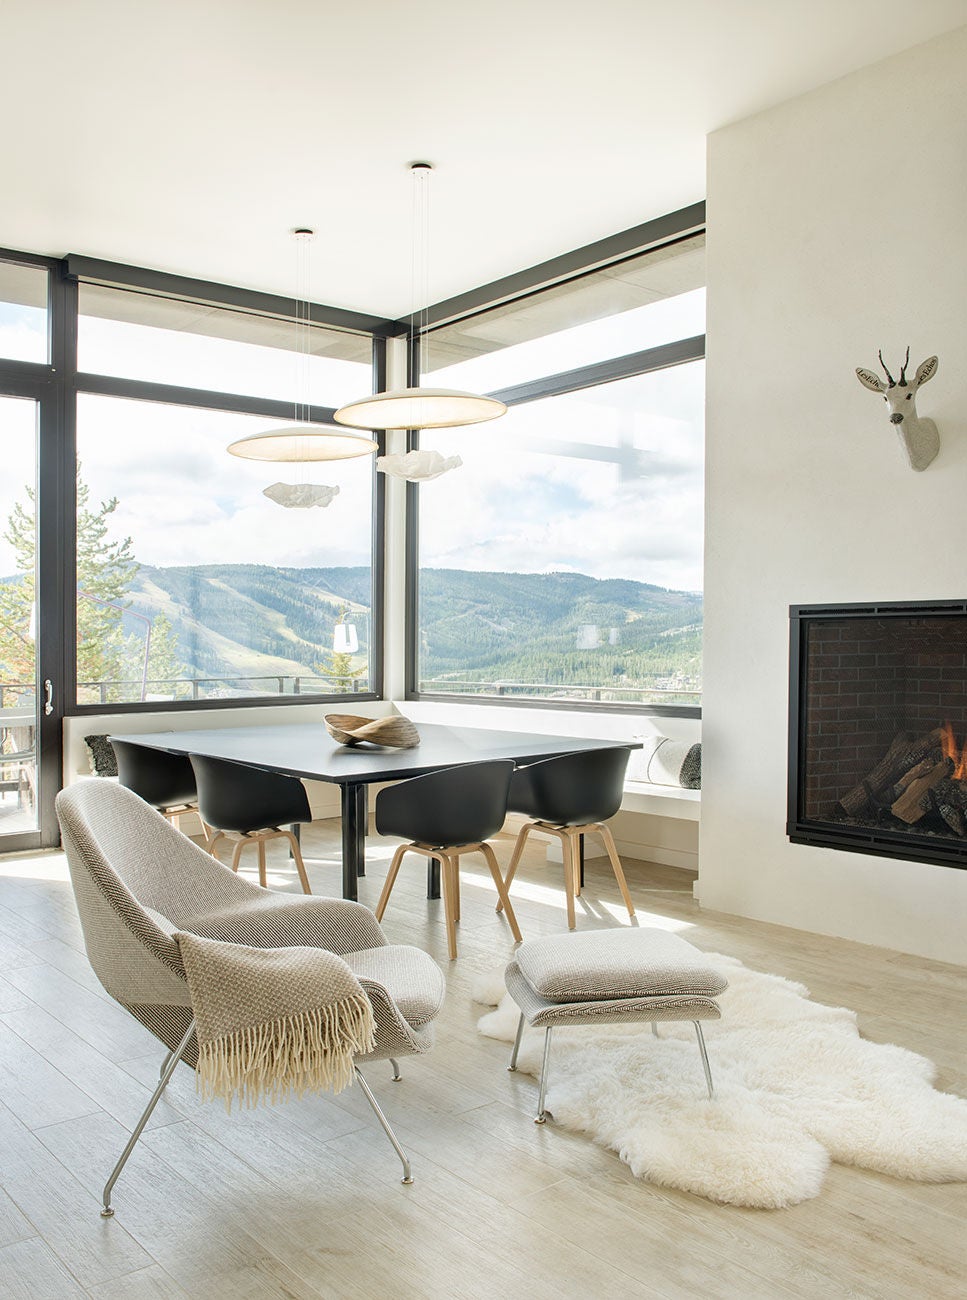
[702,28,967,963]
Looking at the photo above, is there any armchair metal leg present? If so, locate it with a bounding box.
[102,1017,196,1218]
[535,1026,553,1124]
[508,1012,525,1072]
[694,1021,715,1100]
[354,1067,414,1185]
[390,1058,402,1081]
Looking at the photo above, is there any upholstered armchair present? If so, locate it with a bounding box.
[55,780,446,1217]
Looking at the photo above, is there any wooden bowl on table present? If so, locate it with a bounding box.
[324,714,420,749]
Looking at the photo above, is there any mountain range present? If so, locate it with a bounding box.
[123,564,702,697]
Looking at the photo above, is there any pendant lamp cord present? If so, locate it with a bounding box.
[294,228,313,425]
[410,163,432,384]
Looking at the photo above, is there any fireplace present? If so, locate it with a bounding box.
[788,600,967,869]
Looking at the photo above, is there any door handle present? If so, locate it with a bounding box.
[44,679,53,716]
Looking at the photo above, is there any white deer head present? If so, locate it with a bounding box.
[856,348,940,471]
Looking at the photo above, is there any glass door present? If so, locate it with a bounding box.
[0,394,44,849]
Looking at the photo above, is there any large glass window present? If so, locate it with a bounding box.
[0,396,39,832]
[78,284,372,408]
[0,261,48,364]
[416,235,704,710]
[75,396,374,704]
[426,234,704,392]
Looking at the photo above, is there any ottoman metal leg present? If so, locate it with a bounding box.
[535,1026,553,1124]
[694,1021,714,1100]
[508,1013,525,1072]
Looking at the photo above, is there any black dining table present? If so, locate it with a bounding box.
[115,721,636,900]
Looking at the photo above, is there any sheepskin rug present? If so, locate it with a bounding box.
[473,955,967,1208]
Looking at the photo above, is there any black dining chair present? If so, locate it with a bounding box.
[497,746,636,930]
[111,738,199,830]
[374,759,522,959]
[189,753,313,894]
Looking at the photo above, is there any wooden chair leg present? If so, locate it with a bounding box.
[375,844,409,921]
[496,822,533,914]
[480,842,522,943]
[282,830,312,894]
[562,833,577,931]
[598,823,636,920]
[573,831,582,896]
[452,855,461,921]
[230,838,247,874]
[207,829,225,860]
[257,836,268,889]
[439,854,458,960]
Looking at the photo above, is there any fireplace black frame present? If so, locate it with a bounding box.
[788,599,967,870]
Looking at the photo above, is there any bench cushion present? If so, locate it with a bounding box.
[512,928,727,1004]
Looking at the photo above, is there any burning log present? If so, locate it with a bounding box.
[838,728,944,818]
[890,758,953,824]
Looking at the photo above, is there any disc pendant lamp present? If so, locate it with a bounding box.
[333,163,506,432]
[227,229,377,477]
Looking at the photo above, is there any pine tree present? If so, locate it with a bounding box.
[144,613,186,694]
[0,492,36,694]
[73,477,139,697]
[0,470,185,703]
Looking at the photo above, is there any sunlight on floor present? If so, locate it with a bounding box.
[0,849,70,883]
[457,868,695,931]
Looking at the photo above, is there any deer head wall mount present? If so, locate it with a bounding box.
[855,348,940,472]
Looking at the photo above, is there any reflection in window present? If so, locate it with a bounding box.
[425,234,705,392]
[417,362,704,707]
[78,283,372,408]
[0,396,39,832]
[0,261,48,364]
[75,396,374,704]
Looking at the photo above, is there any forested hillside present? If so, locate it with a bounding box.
[123,564,702,697]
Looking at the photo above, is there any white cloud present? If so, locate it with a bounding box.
[77,395,373,569]
[420,363,705,591]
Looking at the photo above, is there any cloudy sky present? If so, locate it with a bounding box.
[1,289,704,593]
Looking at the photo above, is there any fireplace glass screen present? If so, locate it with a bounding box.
[789,601,967,868]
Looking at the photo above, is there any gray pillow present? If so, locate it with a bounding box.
[84,734,118,777]
[628,735,701,788]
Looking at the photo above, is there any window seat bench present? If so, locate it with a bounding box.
[621,780,701,821]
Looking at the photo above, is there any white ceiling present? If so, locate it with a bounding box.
[2,0,965,319]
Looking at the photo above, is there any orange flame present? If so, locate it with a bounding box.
[940,721,967,780]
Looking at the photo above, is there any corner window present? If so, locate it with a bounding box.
[414,234,704,710]
[74,395,375,705]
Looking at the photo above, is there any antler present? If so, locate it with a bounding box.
[898,345,911,385]
[877,350,896,387]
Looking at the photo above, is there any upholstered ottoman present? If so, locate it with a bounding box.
[504,928,728,1122]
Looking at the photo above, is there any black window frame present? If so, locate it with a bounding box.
[0,246,398,720]
[403,203,706,720]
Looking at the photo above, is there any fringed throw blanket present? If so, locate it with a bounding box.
[175,931,375,1110]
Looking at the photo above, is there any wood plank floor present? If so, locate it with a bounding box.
[0,819,964,1300]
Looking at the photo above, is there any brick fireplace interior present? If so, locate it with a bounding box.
[789,602,967,868]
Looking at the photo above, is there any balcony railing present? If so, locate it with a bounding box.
[75,674,369,704]
[2,673,699,710]
[419,678,701,705]
[0,676,367,710]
